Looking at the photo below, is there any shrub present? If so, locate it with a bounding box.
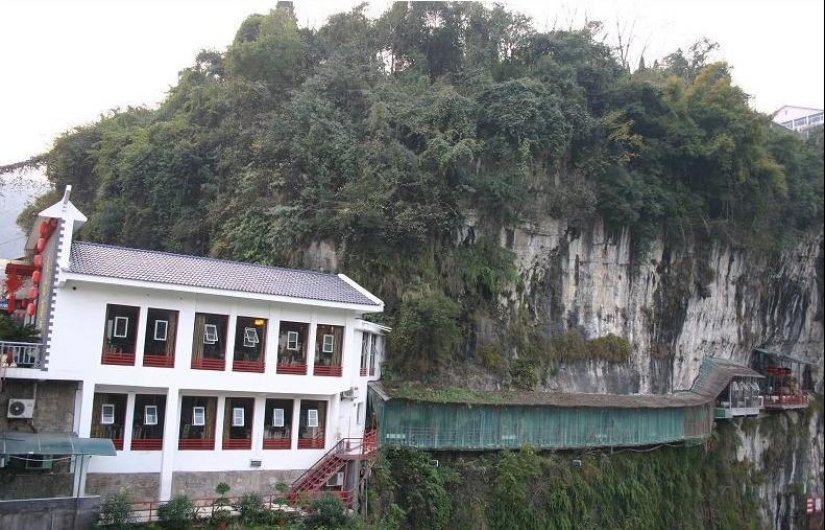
[305,493,347,529]
[99,492,133,529]
[389,284,461,375]
[157,495,198,530]
[234,492,265,524]
[509,359,538,390]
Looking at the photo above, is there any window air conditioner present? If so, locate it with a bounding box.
[327,471,344,487]
[7,399,35,419]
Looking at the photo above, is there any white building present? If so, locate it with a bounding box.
[772,105,824,137]
[1,189,387,502]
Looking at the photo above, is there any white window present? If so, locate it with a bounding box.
[322,334,334,353]
[192,406,206,426]
[203,324,218,344]
[356,402,364,425]
[307,408,319,428]
[243,327,259,348]
[232,407,245,427]
[101,404,115,425]
[144,405,158,426]
[154,320,168,341]
[113,317,129,338]
[287,331,299,351]
[273,408,285,428]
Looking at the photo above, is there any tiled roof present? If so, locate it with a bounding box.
[68,241,380,307]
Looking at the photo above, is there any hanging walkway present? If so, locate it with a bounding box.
[367,358,766,451]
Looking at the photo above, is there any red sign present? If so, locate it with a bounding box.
[807,496,824,514]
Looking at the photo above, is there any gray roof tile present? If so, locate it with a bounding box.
[68,241,380,307]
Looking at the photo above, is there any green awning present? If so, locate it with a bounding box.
[0,432,116,456]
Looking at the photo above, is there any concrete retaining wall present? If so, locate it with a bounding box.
[86,473,160,503]
[172,469,303,498]
[0,496,100,530]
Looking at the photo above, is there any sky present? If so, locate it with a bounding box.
[0,0,823,169]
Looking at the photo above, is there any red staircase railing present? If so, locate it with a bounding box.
[287,431,379,506]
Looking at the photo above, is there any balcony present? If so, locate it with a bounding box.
[232,360,264,373]
[313,365,342,377]
[191,357,225,371]
[277,363,307,375]
[0,341,43,369]
[298,438,325,449]
[131,438,163,451]
[143,354,174,368]
[179,438,215,450]
[101,345,135,366]
[263,438,291,450]
[763,393,810,410]
[223,438,252,450]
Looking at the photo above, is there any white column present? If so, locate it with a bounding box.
[72,384,83,434]
[291,399,302,449]
[134,306,148,367]
[225,309,237,372]
[123,392,136,452]
[159,388,179,501]
[265,317,280,374]
[175,302,196,372]
[252,396,266,454]
[306,313,318,374]
[77,380,95,438]
[329,394,341,444]
[215,395,226,450]
[343,317,357,378]
[71,455,82,497]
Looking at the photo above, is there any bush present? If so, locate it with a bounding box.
[99,492,133,529]
[157,495,198,530]
[389,284,461,376]
[305,493,347,529]
[234,492,265,525]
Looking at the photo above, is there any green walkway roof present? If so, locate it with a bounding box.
[372,357,761,409]
[0,432,116,456]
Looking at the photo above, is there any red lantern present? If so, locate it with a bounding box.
[26,302,36,317]
[39,221,49,236]
[28,286,38,300]
[33,254,43,268]
[32,270,42,285]
[36,238,46,252]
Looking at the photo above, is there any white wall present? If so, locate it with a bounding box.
[41,278,384,498]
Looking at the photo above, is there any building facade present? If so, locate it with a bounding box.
[1,190,386,501]
[772,105,824,137]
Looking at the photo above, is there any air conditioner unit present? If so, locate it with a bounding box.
[341,387,359,400]
[7,399,35,419]
[326,471,344,487]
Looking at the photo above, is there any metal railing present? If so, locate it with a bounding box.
[0,340,43,369]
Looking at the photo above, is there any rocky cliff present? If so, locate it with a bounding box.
[499,217,823,395]
[488,216,824,528]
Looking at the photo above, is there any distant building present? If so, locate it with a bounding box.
[772,105,824,138]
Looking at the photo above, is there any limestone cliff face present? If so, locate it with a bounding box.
[501,218,823,395]
[499,216,824,528]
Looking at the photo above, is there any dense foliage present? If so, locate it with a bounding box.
[369,426,764,530]
[15,2,824,376]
